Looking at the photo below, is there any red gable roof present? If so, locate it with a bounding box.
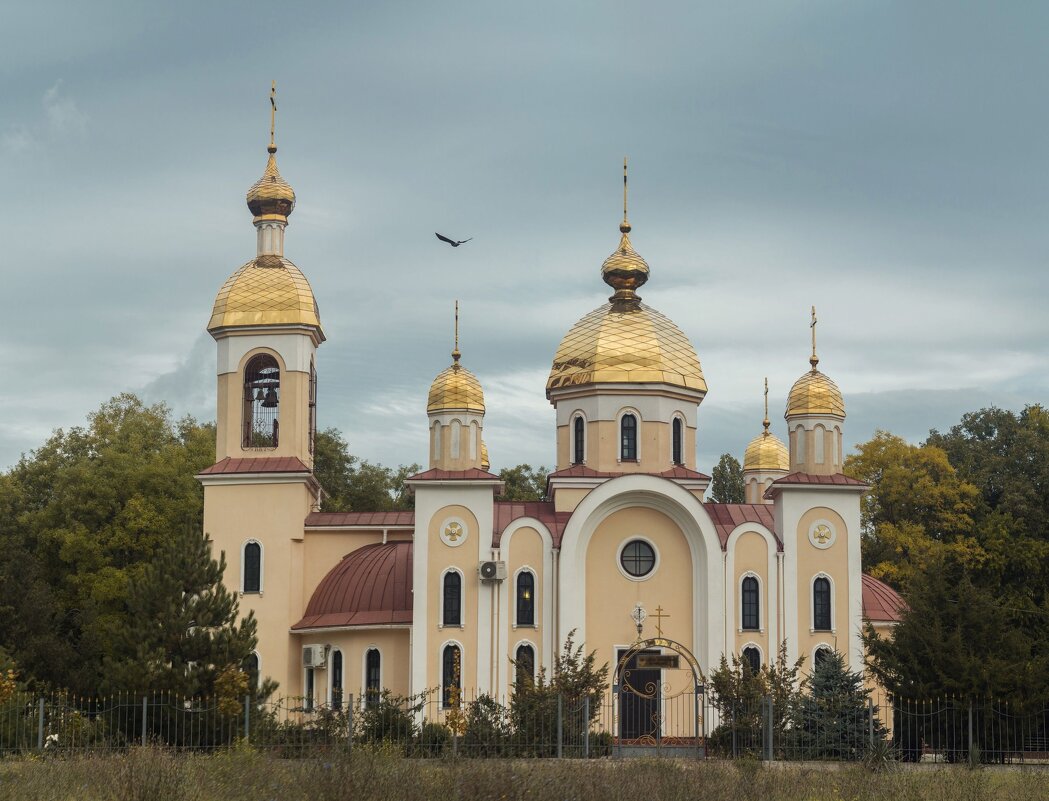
[547,465,710,481]
[407,467,502,481]
[770,472,867,487]
[862,574,907,623]
[492,501,572,548]
[704,503,780,549]
[306,511,415,528]
[198,456,310,475]
[292,541,413,629]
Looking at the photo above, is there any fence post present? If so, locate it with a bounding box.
[557,694,563,758]
[37,697,44,751]
[764,697,774,763]
[243,695,250,743]
[141,695,148,747]
[583,696,590,759]
[868,697,874,750]
[968,699,973,757]
[347,693,354,751]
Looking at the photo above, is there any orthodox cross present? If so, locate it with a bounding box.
[810,305,819,369]
[452,300,461,363]
[762,376,770,433]
[269,81,277,149]
[652,605,670,638]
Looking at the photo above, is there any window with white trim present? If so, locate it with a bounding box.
[330,649,343,710]
[441,644,461,708]
[516,570,535,626]
[243,541,262,594]
[813,576,832,631]
[365,648,381,708]
[573,415,585,465]
[741,576,759,631]
[442,571,462,627]
[620,413,638,461]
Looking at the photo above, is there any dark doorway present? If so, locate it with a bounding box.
[618,649,660,741]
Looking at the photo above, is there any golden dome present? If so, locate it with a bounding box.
[547,302,706,393]
[427,359,485,414]
[786,367,845,418]
[208,255,321,332]
[480,440,490,471]
[601,226,650,301]
[246,146,296,223]
[744,431,789,472]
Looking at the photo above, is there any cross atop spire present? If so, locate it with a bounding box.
[452,300,461,365]
[268,81,277,154]
[810,305,819,370]
[621,157,630,234]
[763,377,770,433]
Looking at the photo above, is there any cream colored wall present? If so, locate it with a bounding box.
[429,417,483,470]
[794,506,850,661]
[203,480,314,695]
[558,419,695,474]
[216,348,314,466]
[732,531,770,660]
[426,504,480,692]
[788,421,843,476]
[302,629,411,706]
[504,526,543,696]
[553,488,589,513]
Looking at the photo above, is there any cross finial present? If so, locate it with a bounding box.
[620,157,631,234]
[810,305,819,370]
[653,605,670,638]
[452,300,461,364]
[763,377,770,433]
[269,81,277,154]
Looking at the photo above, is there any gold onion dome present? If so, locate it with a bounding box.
[547,160,705,394]
[428,303,485,413]
[744,431,789,472]
[208,255,321,331]
[246,145,296,223]
[480,441,490,471]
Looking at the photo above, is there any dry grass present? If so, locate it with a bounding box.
[0,747,1047,801]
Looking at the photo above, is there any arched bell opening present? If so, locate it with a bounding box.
[243,354,281,448]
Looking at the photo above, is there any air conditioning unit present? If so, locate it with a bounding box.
[479,560,507,582]
[302,644,327,668]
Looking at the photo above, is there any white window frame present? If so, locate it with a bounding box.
[810,572,836,634]
[740,642,765,670]
[240,539,264,595]
[327,647,344,707]
[670,413,686,465]
[438,639,464,710]
[810,643,836,673]
[512,566,538,629]
[616,407,642,464]
[362,645,383,705]
[738,571,765,633]
[616,536,660,582]
[512,639,538,684]
[571,411,588,465]
[247,650,261,689]
[439,567,466,629]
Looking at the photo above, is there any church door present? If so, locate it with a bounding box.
[617,649,660,741]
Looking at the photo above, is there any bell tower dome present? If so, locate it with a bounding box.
[742,378,789,503]
[427,302,486,471]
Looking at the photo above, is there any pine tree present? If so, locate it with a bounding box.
[793,650,885,760]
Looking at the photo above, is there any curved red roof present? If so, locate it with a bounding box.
[862,574,907,623]
[292,541,413,630]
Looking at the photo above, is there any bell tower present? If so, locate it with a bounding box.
[427,302,486,471]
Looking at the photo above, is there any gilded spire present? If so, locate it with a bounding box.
[247,81,296,224]
[763,377,770,434]
[452,300,461,367]
[810,306,819,370]
[602,157,649,305]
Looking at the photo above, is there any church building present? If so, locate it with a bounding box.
[197,112,903,723]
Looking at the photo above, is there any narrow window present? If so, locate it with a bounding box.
[304,668,315,713]
[516,571,535,626]
[243,354,280,448]
[573,416,585,464]
[814,646,833,670]
[308,360,318,455]
[365,648,381,708]
[742,646,761,673]
[243,542,261,594]
[443,571,462,627]
[813,577,832,631]
[620,414,637,461]
[741,576,759,631]
[331,650,343,710]
[515,644,535,687]
[672,418,683,465]
[442,644,461,708]
[244,652,260,689]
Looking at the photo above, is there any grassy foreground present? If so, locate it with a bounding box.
[0,747,1047,801]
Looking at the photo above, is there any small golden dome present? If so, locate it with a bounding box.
[480,440,490,471]
[427,359,485,414]
[743,431,789,472]
[601,230,650,302]
[208,255,321,331]
[786,368,845,418]
[547,302,706,393]
[246,147,296,223]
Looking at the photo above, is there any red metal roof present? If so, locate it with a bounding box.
[770,472,867,487]
[547,465,711,481]
[292,541,413,630]
[704,503,781,550]
[492,501,572,548]
[198,456,311,475]
[306,511,415,528]
[407,467,502,481]
[862,574,907,623]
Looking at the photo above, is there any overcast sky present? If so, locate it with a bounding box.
[3,1,1047,475]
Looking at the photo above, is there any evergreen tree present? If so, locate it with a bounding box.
[794,650,886,760]
[710,454,744,503]
[497,464,549,502]
[313,427,418,511]
[105,523,271,700]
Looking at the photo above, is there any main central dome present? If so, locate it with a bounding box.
[547,302,706,393]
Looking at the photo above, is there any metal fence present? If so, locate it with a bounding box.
[0,689,1046,763]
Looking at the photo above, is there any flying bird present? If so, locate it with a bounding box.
[435,232,472,247]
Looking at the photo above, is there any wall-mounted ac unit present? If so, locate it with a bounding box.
[479,561,507,582]
[302,644,327,668]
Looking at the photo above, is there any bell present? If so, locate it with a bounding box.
[262,388,279,408]
[255,388,265,401]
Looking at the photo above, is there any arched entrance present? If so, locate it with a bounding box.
[613,633,705,757]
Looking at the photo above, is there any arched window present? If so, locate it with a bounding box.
[813,577,832,631]
[742,646,761,673]
[442,571,462,627]
[243,354,280,448]
[304,668,315,713]
[365,648,381,708]
[516,571,535,626]
[330,650,343,710]
[442,644,461,708]
[308,360,317,455]
[243,541,262,594]
[741,576,759,631]
[573,416,585,464]
[243,652,260,689]
[672,418,683,465]
[515,643,535,687]
[620,413,637,461]
[814,646,833,670]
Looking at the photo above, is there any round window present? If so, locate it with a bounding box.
[619,540,656,578]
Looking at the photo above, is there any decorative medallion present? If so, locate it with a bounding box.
[808,519,836,550]
[440,517,468,548]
